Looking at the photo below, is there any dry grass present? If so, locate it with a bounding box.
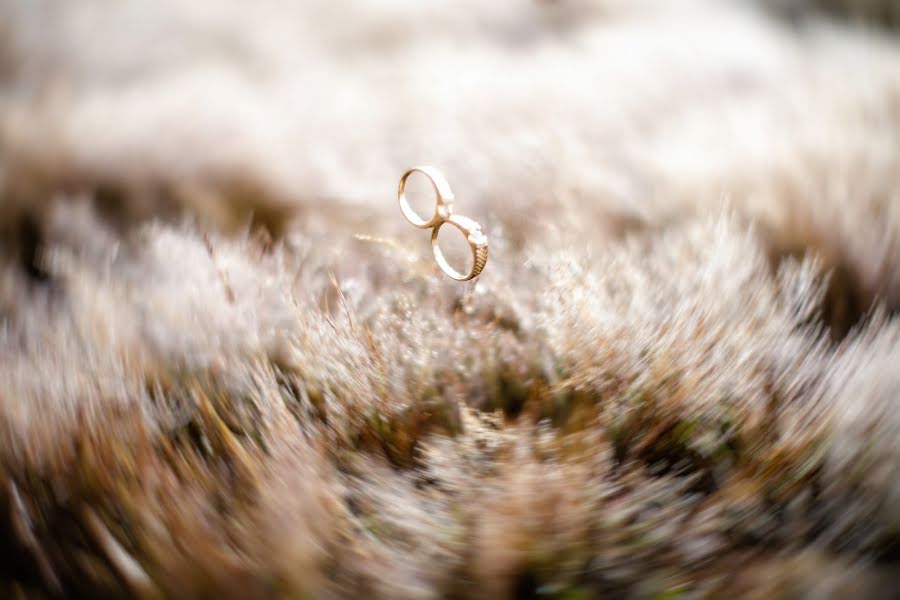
[1,0,900,597]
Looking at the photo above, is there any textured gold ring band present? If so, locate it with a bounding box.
[398,166,455,229]
[431,213,488,281]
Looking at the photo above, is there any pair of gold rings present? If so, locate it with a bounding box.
[398,166,488,281]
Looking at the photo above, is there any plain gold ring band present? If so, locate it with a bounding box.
[398,166,455,229]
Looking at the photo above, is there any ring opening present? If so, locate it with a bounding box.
[433,220,474,280]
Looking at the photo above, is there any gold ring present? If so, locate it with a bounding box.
[398,166,455,229]
[431,213,488,281]
[398,165,488,281]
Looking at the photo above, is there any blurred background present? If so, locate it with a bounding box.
[2,0,900,598]
[2,0,898,237]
